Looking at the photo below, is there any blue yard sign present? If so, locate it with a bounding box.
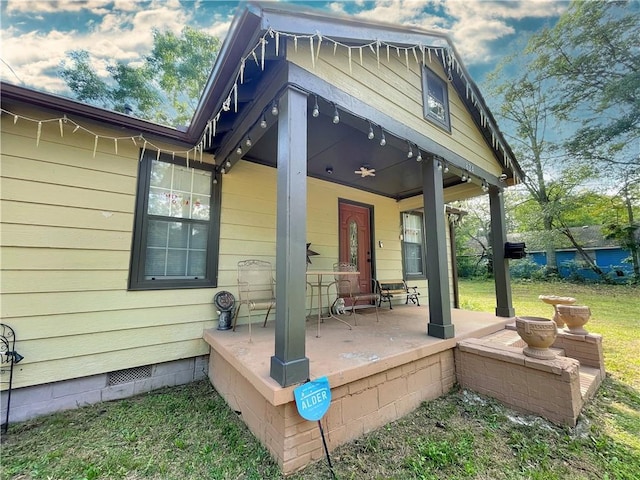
[294,376,331,421]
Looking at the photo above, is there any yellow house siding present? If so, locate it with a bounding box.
[0,110,217,389]
[287,41,503,177]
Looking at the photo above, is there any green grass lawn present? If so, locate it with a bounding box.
[1,280,638,480]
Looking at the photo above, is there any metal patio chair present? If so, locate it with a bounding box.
[331,262,379,325]
[233,259,276,341]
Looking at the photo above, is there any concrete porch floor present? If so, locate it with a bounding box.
[203,306,512,406]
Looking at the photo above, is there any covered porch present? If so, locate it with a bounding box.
[203,306,512,474]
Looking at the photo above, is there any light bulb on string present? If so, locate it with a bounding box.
[367,122,375,140]
[380,130,386,146]
[466,173,473,183]
[437,159,443,170]
[312,96,320,118]
[461,172,467,182]
[416,150,422,162]
[245,136,252,147]
[271,101,279,116]
[236,146,242,155]
[260,115,267,129]
[225,161,231,168]
[332,106,340,124]
[443,163,449,173]
[407,143,413,159]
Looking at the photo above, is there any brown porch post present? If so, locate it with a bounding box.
[489,186,515,317]
[270,86,310,387]
[422,157,455,339]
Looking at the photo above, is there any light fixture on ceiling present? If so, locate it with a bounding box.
[354,165,376,177]
[325,166,333,174]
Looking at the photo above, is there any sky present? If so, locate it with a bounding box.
[0,0,569,99]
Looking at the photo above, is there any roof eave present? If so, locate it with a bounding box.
[1,81,192,147]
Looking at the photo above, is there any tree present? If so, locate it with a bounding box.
[60,27,220,126]
[527,0,639,170]
[485,60,595,277]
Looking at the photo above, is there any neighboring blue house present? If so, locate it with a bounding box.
[517,226,636,282]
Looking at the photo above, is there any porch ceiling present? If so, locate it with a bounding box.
[205,55,467,201]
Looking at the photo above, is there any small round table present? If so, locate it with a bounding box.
[538,295,576,327]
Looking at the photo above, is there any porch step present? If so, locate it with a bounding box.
[580,366,602,402]
[482,329,603,402]
[480,329,566,357]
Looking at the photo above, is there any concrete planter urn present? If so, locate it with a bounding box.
[515,316,558,360]
[538,295,576,327]
[556,305,591,335]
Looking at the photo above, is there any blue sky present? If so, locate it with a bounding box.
[1,0,569,97]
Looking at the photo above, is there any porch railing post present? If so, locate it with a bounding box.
[422,157,455,339]
[489,186,515,317]
[270,84,310,387]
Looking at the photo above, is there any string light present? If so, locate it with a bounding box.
[416,149,422,162]
[332,105,340,124]
[312,96,320,118]
[379,129,386,146]
[407,142,413,159]
[260,114,267,128]
[245,136,252,147]
[225,161,232,168]
[461,172,468,182]
[236,146,243,155]
[367,122,375,140]
[443,163,449,173]
[271,101,279,116]
[1,108,207,165]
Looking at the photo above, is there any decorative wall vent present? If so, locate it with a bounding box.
[107,365,152,386]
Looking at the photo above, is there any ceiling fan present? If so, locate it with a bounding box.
[354,166,376,177]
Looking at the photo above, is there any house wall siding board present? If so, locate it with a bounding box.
[0,247,130,271]
[1,177,135,213]
[1,270,127,294]
[287,41,502,177]
[1,200,133,231]
[1,305,215,340]
[2,154,136,194]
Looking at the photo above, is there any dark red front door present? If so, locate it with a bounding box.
[339,201,373,296]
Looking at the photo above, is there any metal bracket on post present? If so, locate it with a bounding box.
[1,323,24,434]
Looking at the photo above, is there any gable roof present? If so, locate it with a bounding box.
[192,2,523,182]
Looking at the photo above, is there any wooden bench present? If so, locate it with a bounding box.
[375,279,420,310]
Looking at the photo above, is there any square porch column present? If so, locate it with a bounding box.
[422,157,454,339]
[270,86,310,387]
[489,186,515,317]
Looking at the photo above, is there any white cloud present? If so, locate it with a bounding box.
[5,0,112,15]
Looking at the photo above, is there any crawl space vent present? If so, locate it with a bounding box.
[107,365,152,386]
